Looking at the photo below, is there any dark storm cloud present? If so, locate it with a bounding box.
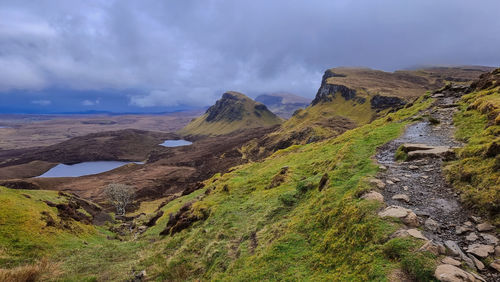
[0,0,499,110]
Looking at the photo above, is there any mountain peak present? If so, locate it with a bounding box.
[179,91,282,136]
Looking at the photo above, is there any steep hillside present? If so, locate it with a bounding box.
[255,92,310,119]
[179,91,283,136]
[240,67,491,160]
[445,68,500,223]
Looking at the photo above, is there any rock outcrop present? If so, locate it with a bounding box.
[180,91,282,136]
[370,94,406,111]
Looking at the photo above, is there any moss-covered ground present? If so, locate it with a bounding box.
[445,86,500,224]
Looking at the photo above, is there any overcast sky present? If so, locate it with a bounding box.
[1,0,499,113]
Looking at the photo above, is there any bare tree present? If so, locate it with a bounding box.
[105,183,135,216]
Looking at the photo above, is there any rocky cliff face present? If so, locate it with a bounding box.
[311,70,359,105]
[370,95,406,111]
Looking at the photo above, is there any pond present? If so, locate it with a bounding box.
[160,139,192,147]
[37,161,142,178]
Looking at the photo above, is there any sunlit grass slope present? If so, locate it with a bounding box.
[132,94,434,281]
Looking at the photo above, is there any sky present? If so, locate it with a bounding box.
[0,0,499,113]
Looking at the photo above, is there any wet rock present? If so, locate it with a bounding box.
[425,218,440,232]
[391,177,401,182]
[476,222,494,232]
[386,179,395,185]
[434,264,479,282]
[467,244,494,258]
[392,194,410,203]
[360,191,384,203]
[480,233,498,245]
[442,257,461,266]
[409,165,419,170]
[369,178,386,189]
[445,240,475,269]
[465,233,478,242]
[490,260,500,272]
[469,254,485,271]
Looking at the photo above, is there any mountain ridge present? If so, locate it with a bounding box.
[179,91,283,136]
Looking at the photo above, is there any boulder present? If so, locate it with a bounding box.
[369,178,386,189]
[465,233,478,242]
[407,146,455,160]
[445,240,475,269]
[407,228,428,240]
[490,260,500,272]
[379,205,410,218]
[476,222,494,232]
[419,240,442,255]
[425,218,440,232]
[467,244,494,258]
[434,264,479,282]
[480,233,498,245]
[468,255,485,271]
[456,226,473,235]
[442,257,461,267]
[378,206,419,227]
[360,191,384,203]
[392,194,410,203]
[402,211,419,227]
[495,246,500,257]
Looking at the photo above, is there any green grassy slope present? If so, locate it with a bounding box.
[445,72,500,223]
[129,94,435,281]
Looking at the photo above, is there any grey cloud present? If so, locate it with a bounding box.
[0,0,499,109]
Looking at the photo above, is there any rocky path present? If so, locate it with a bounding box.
[369,86,499,281]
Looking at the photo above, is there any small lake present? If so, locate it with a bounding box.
[37,161,142,178]
[160,139,192,147]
